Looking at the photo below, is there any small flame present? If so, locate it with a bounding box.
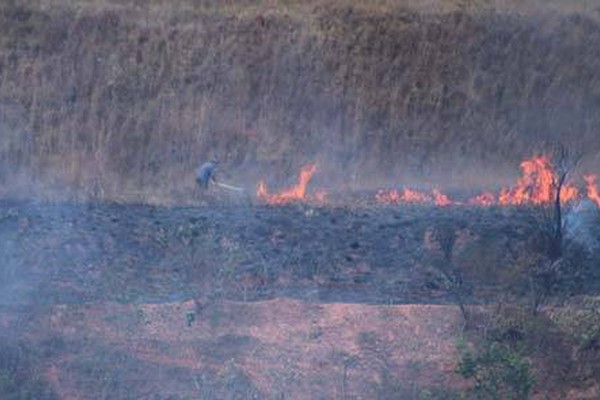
[257,164,325,205]
[432,189,452,207]
[375,189,402,203]
[562,185,580,204]
[467,192,496,206]
[402,188,431,203]
[584,174,600,207]
[376,188,454,206]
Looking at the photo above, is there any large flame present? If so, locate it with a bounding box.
[584,174,600,207]
[497,155,579,206]
[257,164,325,205]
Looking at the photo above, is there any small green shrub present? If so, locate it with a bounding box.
[456,340,535,400]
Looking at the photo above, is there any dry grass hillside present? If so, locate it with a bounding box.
[1,0,600,201]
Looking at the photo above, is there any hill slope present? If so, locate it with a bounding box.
[0,0,599,200]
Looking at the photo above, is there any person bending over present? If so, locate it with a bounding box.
[196,158,218,190]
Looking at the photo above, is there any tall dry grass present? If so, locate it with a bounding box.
[1,0,599,202]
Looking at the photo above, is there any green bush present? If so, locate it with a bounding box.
[456,340,535,400]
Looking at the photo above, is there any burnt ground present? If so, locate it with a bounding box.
[0,199,599,399]
[2,198,599,307]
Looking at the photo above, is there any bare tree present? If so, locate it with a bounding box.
[529,143,582,314]
[548,144,582,261]
[428,221,471,327]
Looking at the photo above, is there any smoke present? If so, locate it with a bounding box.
[0,100,34,195]
[564,199,599,253]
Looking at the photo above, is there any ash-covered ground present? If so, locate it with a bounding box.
[2,199,598,308]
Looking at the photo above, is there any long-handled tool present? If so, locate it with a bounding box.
[216,181,252,205]
[216,182,245,192]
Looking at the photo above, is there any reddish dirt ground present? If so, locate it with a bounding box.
[6,299,465,399]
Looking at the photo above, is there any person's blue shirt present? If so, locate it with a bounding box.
[196,161,217,189]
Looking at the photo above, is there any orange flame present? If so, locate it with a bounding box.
[432,189,452,206]
[499,155,554,205]
[375,189,402,203]
[562,185,580,204]
[584,174,600,207]
[498,155,579,206]
[376,188,454,206]
[376,188,430,204]
[467,192,496,206]
[402,188,431,203]
[375,154,591,207]
[257,164,325,205]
